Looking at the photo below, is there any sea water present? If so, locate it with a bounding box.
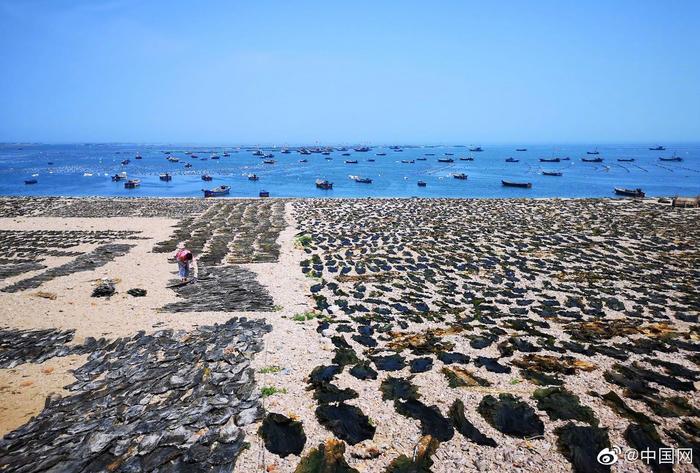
[0,143,697,198]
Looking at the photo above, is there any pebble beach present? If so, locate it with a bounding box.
[0,196,698,473]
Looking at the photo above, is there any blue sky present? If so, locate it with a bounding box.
[1,0,698,144]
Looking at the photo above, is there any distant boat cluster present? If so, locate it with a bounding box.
[20,144,688,199]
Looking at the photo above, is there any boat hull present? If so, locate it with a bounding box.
[502,180,532,188]
[614,188,645,198]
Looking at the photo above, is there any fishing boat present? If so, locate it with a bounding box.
[649,145,666,151]
[135,153,142,160]
[263,153,275,159]
[159,173,172,181]
[614,187,645,198]
[252,150,264,156]
[124,179,140,189]
[461,156,474,161]
[469,146,483,152]
[367,159,375,162]
[444,153,454,156]
[259,190,270,198]
[351,175,373,183]
[121,159,131,165]
[587,148,600,155]
[211,154,220,160]
[184,163,192,168]
[111,172,128,181]
[248,174,259,181]
[316,179,333,189]
[561,157,571,160]
[322,152,330,156]
[516,148,527,152]
[345,160,358,164]
[540,157,560,162]
[299,148,311,155]
[425,153,435,156]
[24,178,38,185]
[453,173,468,180]
[659,155,682,162]
[354,146,371,152]
[201,174,213,181]
[416,157,427,161]
[166,156,179,163]
[263,159,276,164]
[281,149,291,154]
[299,159,308,163]
[417,180,427,187]
[582,157,603,162]
[342,153,351,156]
[542,171,563,176]
[437,158,454,163]
[223,152,230,157]
[505,157,519,162]
[203,185,230,197]
[47,162,54,165]
[502,180,532,188]
[617,158,635,162]
[401,159,415,163]
[376,153,387,156]
[190,154,199,159]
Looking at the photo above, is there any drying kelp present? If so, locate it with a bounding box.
[387,330,456,355]
[478,394,544,438]
[349,361,378,380]
[394,399,454,442]
[315,403,376,445]
[437,351,470,365]
[0,318,271,472]
[443,367,491,388]
[555,423,611,473]
[313,383,360,404]
[0,327,109,368]
[0,197,215,218]
[259,413,306,458]
[512,354,596,386]
[292,198,700,468]
[449,400,497,447]
[294,439,359,473]
[589,390,656,428]
[532,387,598,425]
[2,243,134,293]
[309,365,343,386]
[624,423,673,473]
[380,376,420,401]
[383,435,439,473]
[409,357,433,373]
[153,200,287,264]
[91,279,116,297]
[371,353,406,371]
[126,287,147,297]
[474,356,511,374]
[162,264,274,312]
